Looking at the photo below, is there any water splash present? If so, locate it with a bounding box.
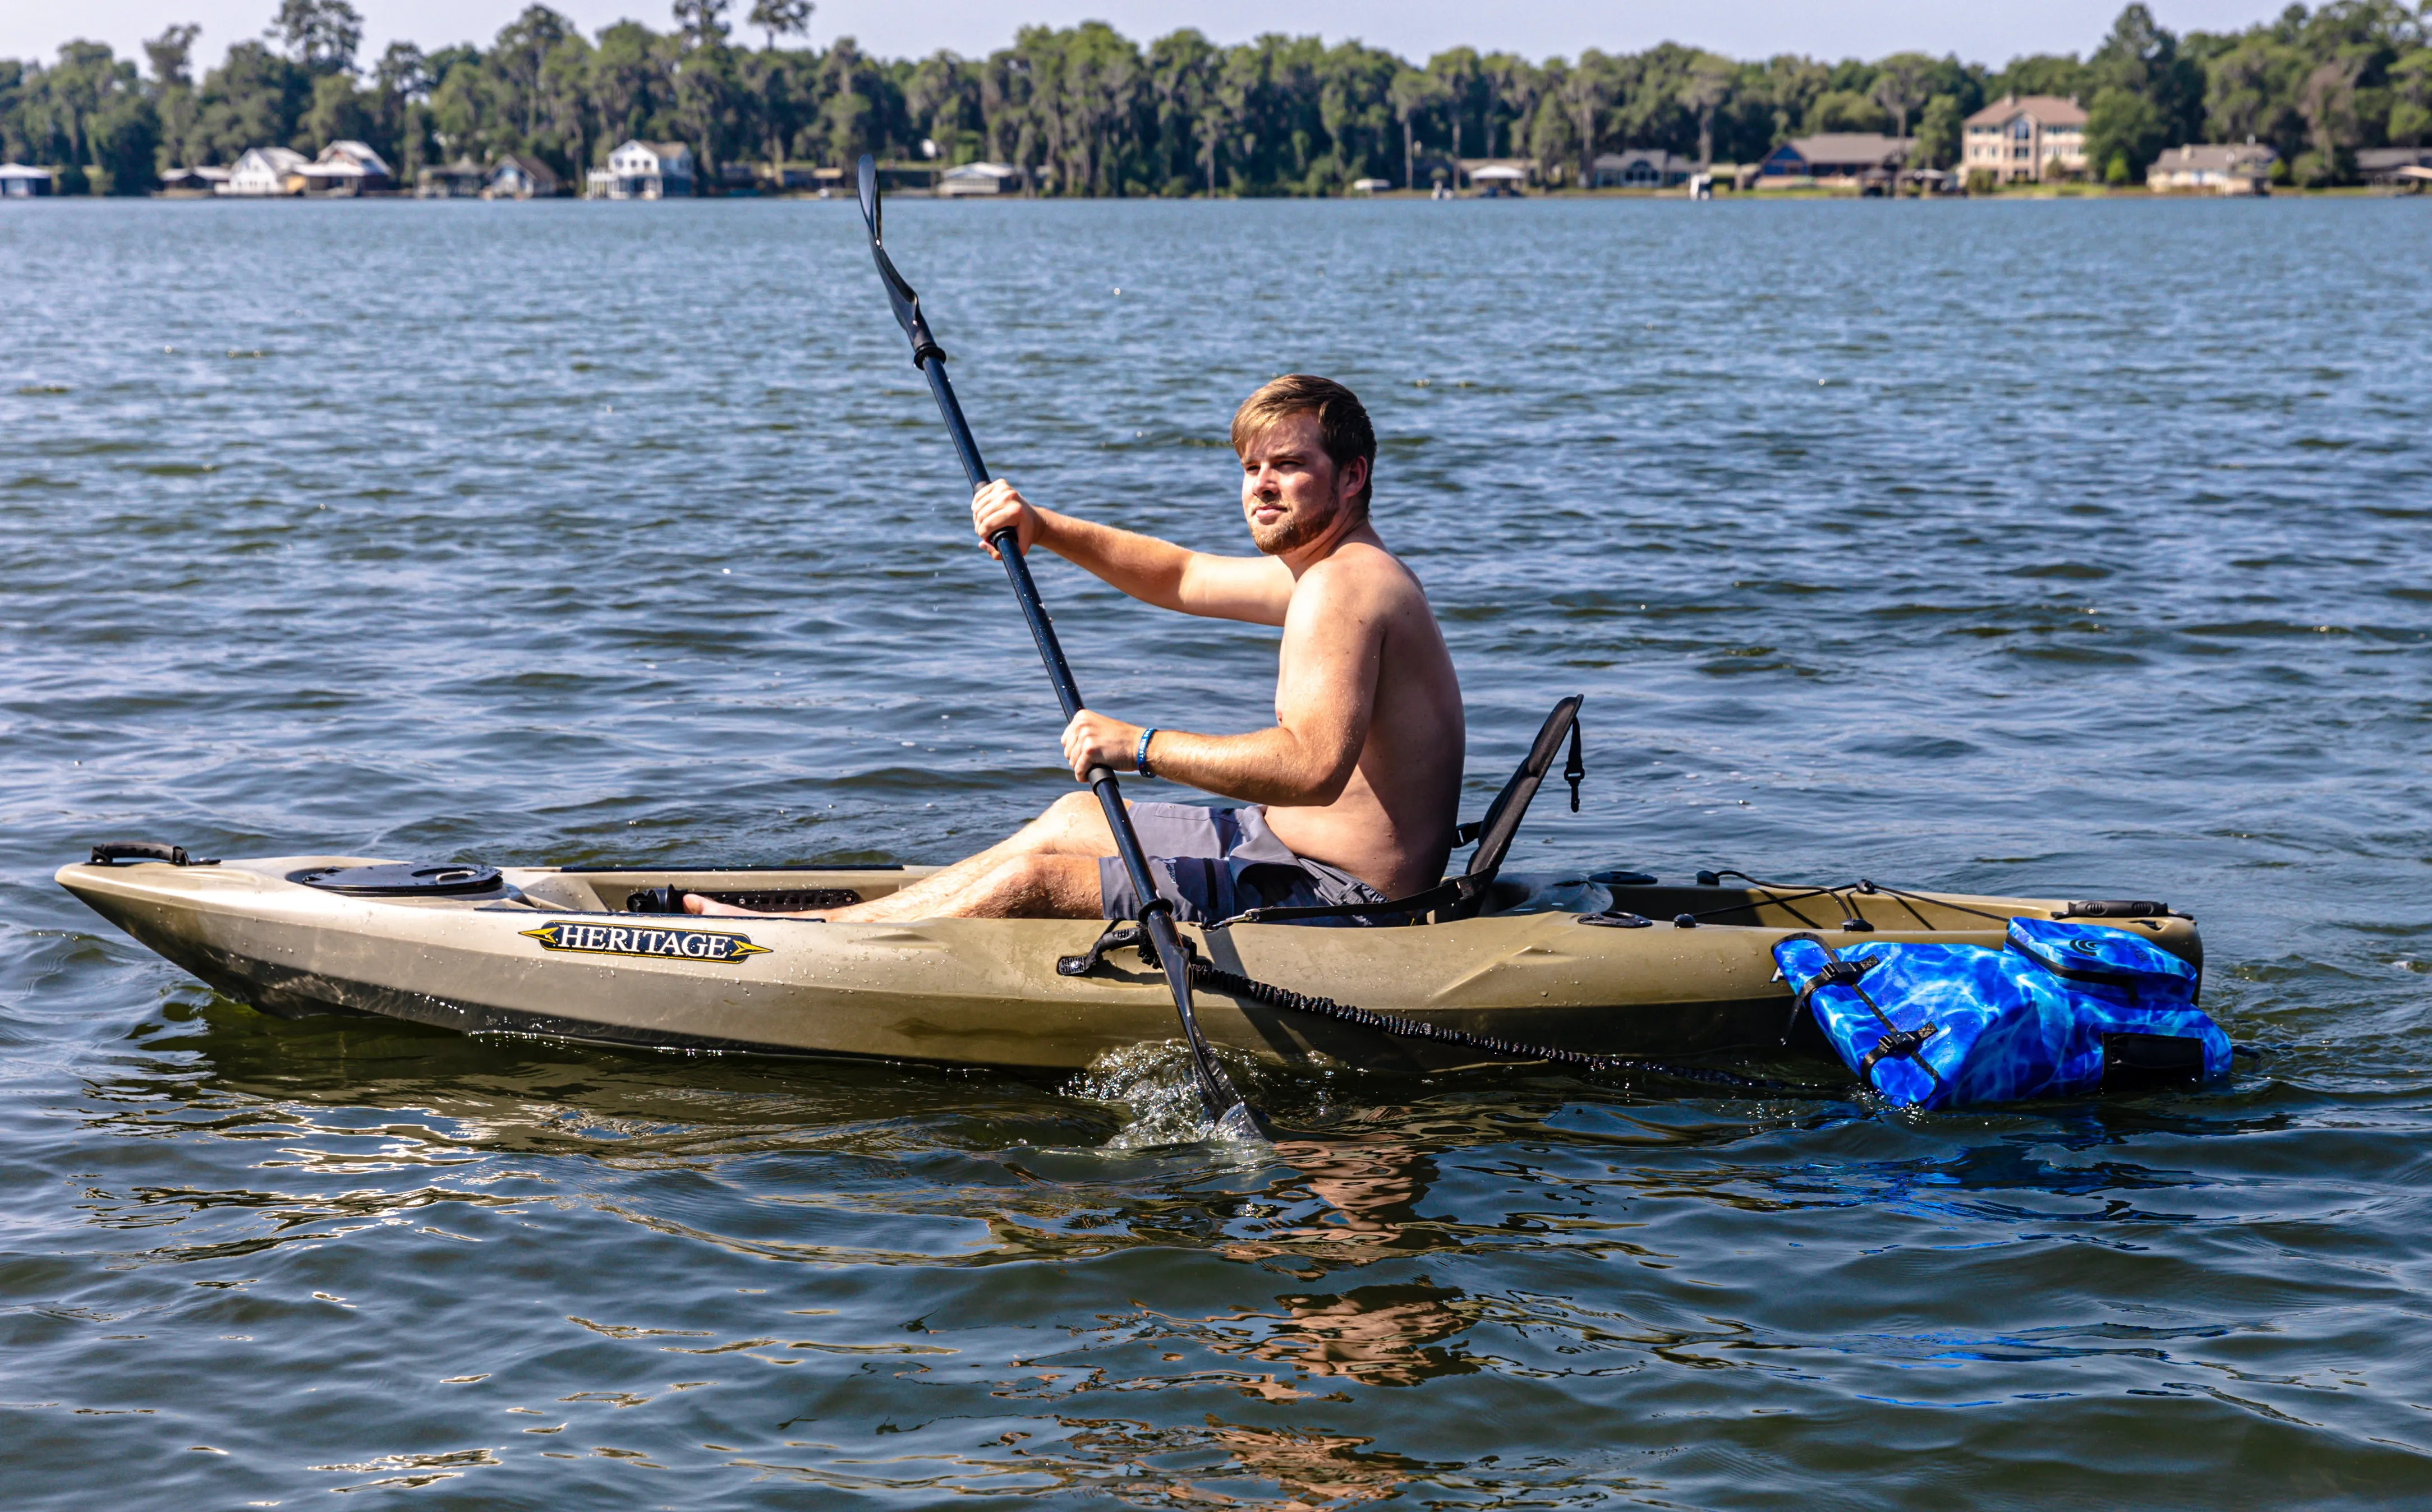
[1069,1040,1270,1152]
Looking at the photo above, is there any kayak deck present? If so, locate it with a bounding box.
[57,855,2201,1075]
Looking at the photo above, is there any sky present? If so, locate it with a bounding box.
[4,0,2297,73]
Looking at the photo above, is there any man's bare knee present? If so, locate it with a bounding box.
[1035,790,1114,853]
[1047,790,1098,822]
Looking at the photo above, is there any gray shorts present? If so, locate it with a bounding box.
[1098,802,1393,927]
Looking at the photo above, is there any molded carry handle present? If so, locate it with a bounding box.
[89,842,215,866]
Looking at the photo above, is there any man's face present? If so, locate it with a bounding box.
[1238,412,1366,556]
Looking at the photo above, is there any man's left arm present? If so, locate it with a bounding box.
[1060,564,1384,805]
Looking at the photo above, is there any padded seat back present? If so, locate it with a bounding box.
[1446,695,1583,920]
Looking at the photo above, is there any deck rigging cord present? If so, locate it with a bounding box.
[1056,921,1820,1095]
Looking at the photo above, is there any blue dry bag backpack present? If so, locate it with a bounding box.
[1772,916,2230,1110]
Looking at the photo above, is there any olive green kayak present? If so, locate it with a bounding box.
[56,852,2200,1075]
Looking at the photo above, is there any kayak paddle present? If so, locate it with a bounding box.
[851,155,1265,1144]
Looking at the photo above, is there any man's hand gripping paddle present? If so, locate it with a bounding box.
[853,155,1265,1144]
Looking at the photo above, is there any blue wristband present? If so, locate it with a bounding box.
[1134,727,1158,778]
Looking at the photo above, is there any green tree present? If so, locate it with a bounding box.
[493,6,574,141]
[1915,92,1962,168]
[2089,2,2202,145]
[270,0,364,75]
[1679,54,1732,165]
[1427,46,1484,160]
[191,39,312,161]
[426,62,485,160]
[1869,50,1934,141]
[144,24,200,88]
[302,69,371,146]
[1147,29,1218,192]
[2203,35,2306,158]
[145,24,202,169]
[1989,54,2092,102]
[2083,84,2165,181]
[747,0,811,52]
[589,22,672,157]
[1389,67,1446,189]
[672,0,730,48]
[370,40,431,174]
[1746,54,1828,150]
[1555,52,1613,183]
[1807,88,1888,132]
[1482,53,1542,160]
[2293,57,2362,184]
[2390,49,2432,144]
[25,41,159,192]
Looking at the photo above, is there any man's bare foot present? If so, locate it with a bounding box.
[682,893,824,920]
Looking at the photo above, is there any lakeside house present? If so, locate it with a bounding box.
[294,141,393,195]
[1756,133,1913,186]
[1,163,57,196]
[587,140,693,199]
[2146,142,2276,195]
[157,166,229,195]
[489,154,560,199]
[1592,150,1693,188]
[1470,163,1528,194]
[220,146,307,195]
[2359,146,2432,187]
[415,158,486,197]
[1964,95,2089,182]
[939,161,1019,196]
[1457,156,1538,191]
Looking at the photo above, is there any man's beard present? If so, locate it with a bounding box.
[1248,496,1339,555]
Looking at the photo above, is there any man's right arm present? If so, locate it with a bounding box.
[973,480,1289,626]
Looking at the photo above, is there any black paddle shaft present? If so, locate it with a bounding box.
[852,156,1258,1138]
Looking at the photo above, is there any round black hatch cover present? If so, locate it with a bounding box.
[291,861,503,897]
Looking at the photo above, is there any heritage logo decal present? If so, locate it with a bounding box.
[521,920,770,962]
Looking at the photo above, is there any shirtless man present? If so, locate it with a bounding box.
[687,374,1464,926]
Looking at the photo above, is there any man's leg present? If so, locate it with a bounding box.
[687,790,1118,921]
[847,851,1103,921]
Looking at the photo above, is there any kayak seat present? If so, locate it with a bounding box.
[1209,694,1584,928]
[1443,694,1585,921]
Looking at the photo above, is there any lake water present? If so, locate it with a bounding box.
[4,194,2430,1506]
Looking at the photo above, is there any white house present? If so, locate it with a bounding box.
[0,163,57,197]
[2146,142,2276,195]
[295,140,394,195]
[591,140,694,199]
[938,161,1019,197]
[219,146,308,196]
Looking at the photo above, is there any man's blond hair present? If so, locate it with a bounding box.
[1230,374,1377,513]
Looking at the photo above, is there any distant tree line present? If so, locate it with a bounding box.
[3,0,2428,194]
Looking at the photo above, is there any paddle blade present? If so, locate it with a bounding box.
[854,156,943,368]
